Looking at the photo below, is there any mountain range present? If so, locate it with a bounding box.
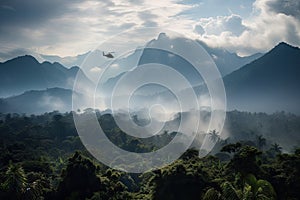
[40,52,89,69]
[38,38,262,77]
[100,33,262,95]
[224,42,300,113]
[0,88,78,114]
[0,39,299,114]
[0,55,92,97]
[38,34,262,87]
[196,40,263,76]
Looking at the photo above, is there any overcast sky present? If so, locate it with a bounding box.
[0,0,300,61]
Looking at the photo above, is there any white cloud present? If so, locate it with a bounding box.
[0,0,193,58]
[1,0,300,58]
[196,0,300,55]
[111,63,120,68]
[90,67,102,73]
[198,14,246,36]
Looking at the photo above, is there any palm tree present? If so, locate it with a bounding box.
[203,188,222,200]
[256,135,266,150]
[208,130,220,143]
[203,174,276,200]
[243,174,277,200]
[203,181,240,200]
[221,181,240,200]
[3,162,27,199]
[24,179,46,200]
[271,143,282,154]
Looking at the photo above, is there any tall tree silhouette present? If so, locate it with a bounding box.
[256,135,266,150]
[208,130,220,143]
[56,152,101,200]
[271,143,282,154]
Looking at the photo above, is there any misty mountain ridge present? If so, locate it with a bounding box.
[0,55,92,97]
[122,41,300,114]
[0,35,262,98]
[142,33,262,77]
[224,42,300,113]
[196,40,263,76]
[100,33,262,95]
[37,38,261,76]
[40,52,90,68]
[0,41,299,114]
[0,87,80,114]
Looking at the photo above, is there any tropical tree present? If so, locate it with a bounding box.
[2,162,27,200]
[256,135,266,150]
[243,174,276,200]
[221,143,242,154]
[56,151,102,200]
[203,181,240,200]
[24,172,50,200]
[208,130,220,143]
[150,157,210,200]
[203,188,223,200]
[229,145,262,176]
[203,174,276,200]
[271,143,282,154]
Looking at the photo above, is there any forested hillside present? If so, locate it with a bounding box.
[0,111,299,199]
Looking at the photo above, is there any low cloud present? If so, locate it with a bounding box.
[90,67,102,73]
[38,95,67,112]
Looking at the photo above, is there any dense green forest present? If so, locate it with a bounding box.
[0,111,299,200]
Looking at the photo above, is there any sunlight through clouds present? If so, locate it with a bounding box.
[0,0,299,59]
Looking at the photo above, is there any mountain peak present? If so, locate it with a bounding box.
[0,54,93,97]
[273,42,299,51]
[4,55,39,65]
[2,55,39,66]
[69,66,80,71]
[262,42,300,60]
[0,55,40,73]
[224,41,300,113]
[68,66,80,75]
[157,32,168,40]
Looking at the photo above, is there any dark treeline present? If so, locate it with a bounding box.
[0,111,299,199]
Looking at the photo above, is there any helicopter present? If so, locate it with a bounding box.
[102,51,115,58]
